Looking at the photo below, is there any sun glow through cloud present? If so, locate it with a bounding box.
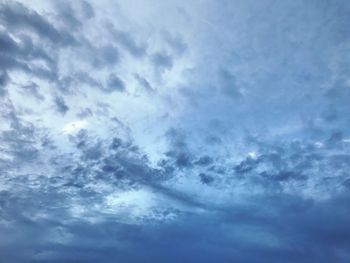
[62,120,88,135]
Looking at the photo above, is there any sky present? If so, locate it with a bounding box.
[0,0,350,262]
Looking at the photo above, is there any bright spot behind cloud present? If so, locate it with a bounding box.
[62,120,88,135]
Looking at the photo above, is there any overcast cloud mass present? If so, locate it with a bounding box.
[1,0,350,262]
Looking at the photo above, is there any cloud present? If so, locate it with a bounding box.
[106,74,125,92]
[150,52,173,71]
[134,74,155,93]
[163,128,194,169]
[0,1,76,45]
[81,1,95,19]
[162,30,187,56]
[20,82,45,100]
[0,29,56,80]
[53,1,82,30]
[194,155,213,166]
[108,26,147,58]
[1,0,350,262]
[198,172,214,184]
[93,45,120,68]
[54,96,69,114]
[0,69,9,95]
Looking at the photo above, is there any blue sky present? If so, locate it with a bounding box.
[1,0,350,262]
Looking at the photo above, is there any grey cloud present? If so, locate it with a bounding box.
[151,52,173,70]
[53,1,82,30]
[1,120,350,263]
[54,96,69,114]
[65,130,166,188]
[75,72,102,88]
[207,165,226,175]
[0,69,9,96]
[110,137,123,150]
[162,30,187,56]
[228,133,350,189]
[1,190,350,263]
[195,155,213,166]
[81,1,94,19]
[234,156,259,174]
[0,111,40,168]
[164,128,194,169]
[199,172,214,184]
[0,29,57,82]
[166,151,192,168]
[0,1,76,46]
[55,72,102,93]
[134,74,155,93]
[108,24,147,58]
[106,74,125,92]
[21,82,45,101]
[260,170,307,182]
[77,107,93,118]
[93,45,119,68]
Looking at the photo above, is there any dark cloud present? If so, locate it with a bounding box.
[0,1,76,45]
[75,72,102,88]
[93,45,119,68]
[106,74,125,92]
[0,30,52,70]
[150,52,173,71]
[77,107,93,118]
[195,155,213,166]
[234,156,259,174]
[0,23,58,83]
[81,1,95,19]
[54,96,69,114]
[110,137,123,150]
[163,128,194,169]
[166,151,192,168]
[53,1,82,30]
[111,28,147,58]
[0,109,40,168]
[0,69,9,96]
[65,130,165,188]
[21,82,45,101]
[199,172,214,184]
[134,74,155,93]
[162,31,187,56]
[1,190,349,263]
[54,72,102,93]
[260,170,307,182]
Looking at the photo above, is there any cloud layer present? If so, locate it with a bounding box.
[1,0,350,262]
